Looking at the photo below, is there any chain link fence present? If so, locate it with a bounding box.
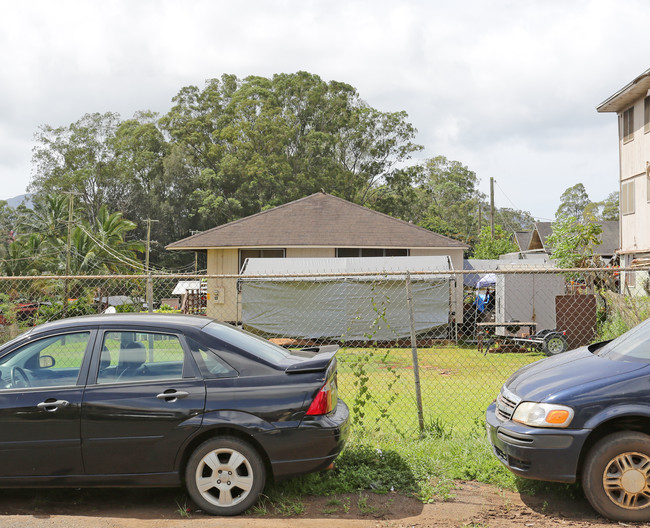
[1,266,649,437]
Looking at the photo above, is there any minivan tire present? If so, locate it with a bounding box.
[583,431,650,522]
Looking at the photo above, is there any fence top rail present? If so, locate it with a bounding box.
[0,267,646,281]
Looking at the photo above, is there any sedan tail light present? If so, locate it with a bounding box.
[306,371,338,416]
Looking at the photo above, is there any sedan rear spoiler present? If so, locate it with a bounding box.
[285,346,339,374]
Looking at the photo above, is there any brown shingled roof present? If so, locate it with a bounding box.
[167,192,468,250]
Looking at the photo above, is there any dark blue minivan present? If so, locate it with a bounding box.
[486,317,650,521]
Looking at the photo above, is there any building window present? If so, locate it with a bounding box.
[335,248,409,258]
[239,249,285,271]
[623,107,634,143]
[621,180,635,215]
[645,97,650,134]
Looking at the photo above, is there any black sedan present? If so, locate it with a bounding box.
[0,313,349,515]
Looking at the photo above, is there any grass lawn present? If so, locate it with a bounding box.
[337,345,545,436]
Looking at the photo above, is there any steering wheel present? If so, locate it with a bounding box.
[10,366,30,388]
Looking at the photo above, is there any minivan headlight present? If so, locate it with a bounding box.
[512,402,574,428]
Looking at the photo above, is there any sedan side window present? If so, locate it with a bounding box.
[0,332,91,389]
[187,337,238,379]
[97,331,184,384]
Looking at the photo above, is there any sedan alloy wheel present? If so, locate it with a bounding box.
[186,437,266,516]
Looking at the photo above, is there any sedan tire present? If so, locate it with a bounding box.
[583,431,650,522]
[185,436,266,516]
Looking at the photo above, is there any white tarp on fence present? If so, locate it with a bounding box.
[240,256,452,340]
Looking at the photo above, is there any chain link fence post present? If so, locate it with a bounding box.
[405,272,425,433]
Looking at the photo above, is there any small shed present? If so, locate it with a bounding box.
[494,261,565,334]
[240,256,453,341]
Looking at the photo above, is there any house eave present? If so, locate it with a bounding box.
[597,68,650,113]
[167,244,468,251]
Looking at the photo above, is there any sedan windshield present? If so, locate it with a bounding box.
[597,317,650,362]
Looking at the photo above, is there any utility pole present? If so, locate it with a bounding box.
[490,177,495,239]
[65,193,75,277]
[63,192,78,314]
[189,230,202,274]
[144,219,159,274]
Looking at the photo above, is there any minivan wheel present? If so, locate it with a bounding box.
[583,431,650,521]
[185,436,266,516]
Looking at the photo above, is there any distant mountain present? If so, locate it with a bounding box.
[3,194,32,209]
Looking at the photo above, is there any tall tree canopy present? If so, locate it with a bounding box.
[416,156,485,245]
[29,72,423,265]
[555,183,591,220]
[159,72,422,226]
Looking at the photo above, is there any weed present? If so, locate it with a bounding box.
[275,498,305,516]
[174,498,191,518]
[249,497,270,516]
[357,493,378,515]
[421,416,453,440]
[249,492,304,516]
[434,477,457,501]
[416,481,436,503]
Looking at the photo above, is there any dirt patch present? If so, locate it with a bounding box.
[0,481,642,527]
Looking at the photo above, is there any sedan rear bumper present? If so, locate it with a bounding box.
[262,400,350,480]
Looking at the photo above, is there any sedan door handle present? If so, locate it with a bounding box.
[156,390,189,402]
[37,400,70,412]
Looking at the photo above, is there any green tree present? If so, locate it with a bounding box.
[493,207,535,232]
[160,72,422,227]
[546,216,603,268]
[555,183,590,220]
[418,156,485,244]
[0,233,45,276]
[31,112,121,223]
[583,191,619,222]
[87,205,144,273]
[600,191,619,221]
[472,225,519,259]
[3,195,143,276]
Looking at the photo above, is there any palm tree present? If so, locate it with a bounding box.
[73,205,144,273]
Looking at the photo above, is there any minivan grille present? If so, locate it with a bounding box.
[496,387,521,421]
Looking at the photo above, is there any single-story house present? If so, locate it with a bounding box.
[166,192,468,322]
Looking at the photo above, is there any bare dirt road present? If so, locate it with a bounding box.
[0,481,645,528]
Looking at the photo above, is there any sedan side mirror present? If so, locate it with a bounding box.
[39,355,55,368]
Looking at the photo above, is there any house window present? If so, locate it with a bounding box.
[335,248,409,258]
[645,97,650,134]
[621,180,635,215]
[239,249,285,271]
[623,107,634,143]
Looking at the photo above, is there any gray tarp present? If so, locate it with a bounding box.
[240,256,452,340]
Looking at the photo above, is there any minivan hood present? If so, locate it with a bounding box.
[506,346,648,402]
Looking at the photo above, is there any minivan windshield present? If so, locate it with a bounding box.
[597,317,650,362]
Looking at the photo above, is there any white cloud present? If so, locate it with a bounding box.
[0,0,644,220]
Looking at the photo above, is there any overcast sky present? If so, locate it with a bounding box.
[0,0,647,221]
